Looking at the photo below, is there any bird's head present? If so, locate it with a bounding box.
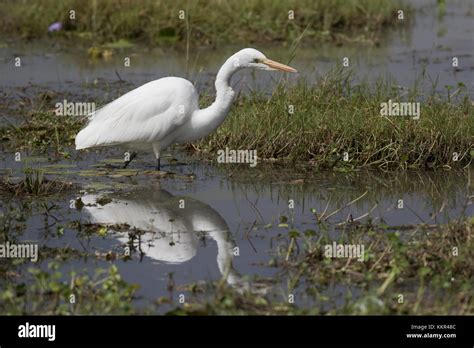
[231,48,298,73]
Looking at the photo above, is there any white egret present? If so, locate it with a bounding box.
[75,48,297,169]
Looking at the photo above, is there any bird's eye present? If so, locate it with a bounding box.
[253,58,260,63]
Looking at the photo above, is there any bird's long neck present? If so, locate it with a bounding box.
[208,230,242,286]
[191,57,239,137]
[214,58,237,113]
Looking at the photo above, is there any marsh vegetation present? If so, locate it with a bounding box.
[1,0,405,46]
[0,0,473,316]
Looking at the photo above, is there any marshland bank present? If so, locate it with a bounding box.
[0,0,406,46]
[1,75,472,169]
[1,0,472,169]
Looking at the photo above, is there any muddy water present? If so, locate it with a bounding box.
[0,149,472,309]
[0,0,473,312]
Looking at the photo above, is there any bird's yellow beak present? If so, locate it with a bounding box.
[261,58,298,73]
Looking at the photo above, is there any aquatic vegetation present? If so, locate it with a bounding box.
[0,202,28,237]
[286,218,472,314]
[166,284,303,315]
[0,173,471,315]
[168,218,473,315]
[0,263,141,315]
[0,109,83,155]
[0,0,406,45]
[196,71,473,169]
[0,167,75,196]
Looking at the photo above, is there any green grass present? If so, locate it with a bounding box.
[0,0,405,46]
[0,108,83,156]
[1,72,472,170]
[0,263,140,315]
[0,167,75,196]
[0,71,472,170]
[195,71,473,169]
[168,218,474,315]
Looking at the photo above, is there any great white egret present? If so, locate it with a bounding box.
[75,48,297,170]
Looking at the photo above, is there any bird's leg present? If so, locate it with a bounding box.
[152,143,161,171]
[123,152,137,169]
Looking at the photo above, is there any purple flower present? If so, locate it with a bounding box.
[48,22,62,32]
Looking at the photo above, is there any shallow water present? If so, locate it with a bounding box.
[0,149,472,310]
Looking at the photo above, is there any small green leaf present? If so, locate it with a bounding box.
[97,226,108,237]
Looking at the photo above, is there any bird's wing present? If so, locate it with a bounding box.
[75,77,198,149]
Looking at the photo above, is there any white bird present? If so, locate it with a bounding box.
[75,48,297,170]
[81,189,242,286]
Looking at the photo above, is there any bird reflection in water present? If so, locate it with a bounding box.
[80,188,266,293]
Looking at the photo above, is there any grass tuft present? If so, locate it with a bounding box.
[0,167,75,196]
[196,71,473,169]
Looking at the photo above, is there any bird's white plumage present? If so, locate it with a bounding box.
[81,189,230,265]
[74,48,297,167]
[81,188,271,292]
[75,77,198,150]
